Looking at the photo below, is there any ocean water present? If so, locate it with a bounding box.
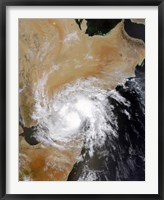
[68,61,145,181]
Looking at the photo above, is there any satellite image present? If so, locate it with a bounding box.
[19,18,145,181]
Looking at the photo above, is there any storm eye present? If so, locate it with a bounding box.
[62,111,82,131]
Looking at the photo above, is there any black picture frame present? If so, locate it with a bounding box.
[0,0,163,199]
